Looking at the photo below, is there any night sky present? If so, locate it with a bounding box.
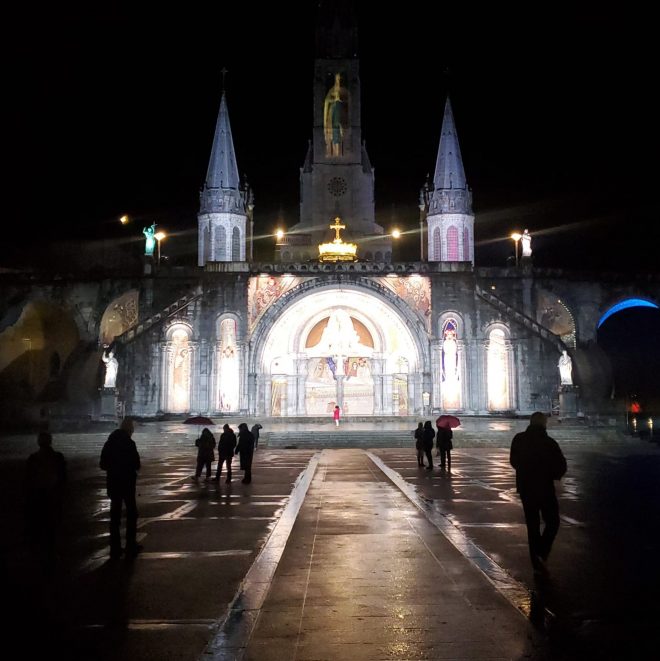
[6,3,658,271]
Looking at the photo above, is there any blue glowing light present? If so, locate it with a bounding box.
[598,299,659,328]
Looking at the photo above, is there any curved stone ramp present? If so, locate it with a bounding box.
[203,449,546,660]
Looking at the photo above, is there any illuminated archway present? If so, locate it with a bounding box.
[163,323,192,413]
[256,285,424,416]
[598,298,659,328]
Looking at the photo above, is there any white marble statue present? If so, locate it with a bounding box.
[102,348,119,388]
[521,228,532,258]
[558,350,573,386]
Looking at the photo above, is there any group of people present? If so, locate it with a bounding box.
[414,420,453,470]
[25,410,566,579]
[193,422,262,484]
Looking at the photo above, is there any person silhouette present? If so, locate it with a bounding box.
[25,432,66,573]
[100,417,142,559]
[510,412,567,575]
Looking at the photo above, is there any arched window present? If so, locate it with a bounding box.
[232,226,241,261]
[487,328,510,410]
[447,226,459,260]
[167,326,191,413]
[433,228,441,261]
[202,225,210,263]
[463,227,470,261]
[217,317,240,412]
[215,226,226,261]
[441,318,461,409]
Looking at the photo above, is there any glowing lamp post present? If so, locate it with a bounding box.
[276,229,285,243]
[510,232,522,267]
[391,228,401,240]
[119,214,129,225]
[154,231,166,264]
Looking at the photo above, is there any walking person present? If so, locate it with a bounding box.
[100,417,142,559]
[235,423,255,484]
[213,424,237,483]
[422,421,435,470]
[414,422,425,467]
[193,427,216,481]
[251,423,263,450]
[510,412,567,575]
[436,424,453,470]
[24,431,66,573]
[333,405,341,427]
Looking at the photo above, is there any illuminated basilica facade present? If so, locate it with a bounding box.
[111,9,573,420]
[5,7,608,427]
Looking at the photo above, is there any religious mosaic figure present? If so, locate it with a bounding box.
[558,350,573,386]
[441,319,461,409]
[323,73,349,157]
[143,223,156,256]
[218,319,239,411]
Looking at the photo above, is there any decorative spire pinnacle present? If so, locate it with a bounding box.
[433,97,467,191]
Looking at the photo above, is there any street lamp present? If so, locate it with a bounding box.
[119,214,129,225]
[154,231,166,264]
[391,228,401,240]
[510,232,522,267]
[275,228,285,243]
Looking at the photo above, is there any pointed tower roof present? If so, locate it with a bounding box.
[433,98,467,191]
[200,92,244,215]
[205,93,239,191]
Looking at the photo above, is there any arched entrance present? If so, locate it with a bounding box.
[597,298,660,429]
[253,284,426,416]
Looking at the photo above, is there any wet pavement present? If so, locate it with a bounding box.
[1,426,659,660]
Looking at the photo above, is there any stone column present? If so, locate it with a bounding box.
[188,341,200,413]
[382,374,394,415]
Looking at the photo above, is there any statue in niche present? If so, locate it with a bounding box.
[323,73,349,157]
[521,228,532,258]
[558,350,573,386]
[143,223,156,256]
[102,347,119,388]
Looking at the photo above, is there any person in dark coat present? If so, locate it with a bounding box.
[213,424,237,483]
[25,431,66,572]
[510,412,567,574]
[193,427,216,481]
[436,425,453,470]
[235,423,255,483]
[413,422,424,467]
[251,423,263,450]
[100,417,141,559]
[422,421,435,470]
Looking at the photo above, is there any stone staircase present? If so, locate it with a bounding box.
[116,289,202,344]
[264,426,626,449]
[475,284,566,352]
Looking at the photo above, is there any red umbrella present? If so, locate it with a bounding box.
[436,415,460,429]
[184,416,215,426]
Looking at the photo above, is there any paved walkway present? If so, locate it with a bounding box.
[217,450,543,660]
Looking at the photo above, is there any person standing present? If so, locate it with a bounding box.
[235,423,255,484]
[251,423,263,450]
[213,424,237,483]
[100,417,141,559]
[193,427,216,481]
[25,432,66,572]
[510,412,567,574]
[414,422,424,467]
[333,405,341,427]
[422,421,435,470]
[436,424,453,470]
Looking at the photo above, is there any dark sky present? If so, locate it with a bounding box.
[6,2,658,270]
